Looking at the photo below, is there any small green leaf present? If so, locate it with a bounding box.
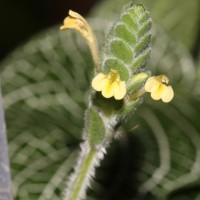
[114,25,136,45]
[100,3,152,81]
[85,108,105,147]
[110,40,133,64]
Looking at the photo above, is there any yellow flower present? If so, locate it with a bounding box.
[60,10,99,69]
[60,10,89,38]
[92,69,126,100]
[144,75,174,103]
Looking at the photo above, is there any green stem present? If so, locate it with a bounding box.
[64,142,104,200]
[70,150,96,200]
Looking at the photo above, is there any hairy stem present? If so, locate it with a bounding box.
[63,141,106,200]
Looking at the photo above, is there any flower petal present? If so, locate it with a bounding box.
[91,73,106,91]
[60,17,81,32]
[60,10,86,32]
[144,77,158,92]
[92,69,127,100]
[102,80,114,98]
[161,86,174,103]
[150,84,166,100]
[156,75,169,84]
[113,81,126,100]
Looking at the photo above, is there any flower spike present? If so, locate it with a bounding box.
[60,10,99,69]
[145,75,174,103]
[92,69,126,100]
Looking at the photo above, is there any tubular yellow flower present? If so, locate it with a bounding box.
[144,75,174,103]
[92,69,126,100]
[60,10,99,69]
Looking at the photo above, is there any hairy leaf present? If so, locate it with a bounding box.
[86,108,105,147]
[100,3,152,80]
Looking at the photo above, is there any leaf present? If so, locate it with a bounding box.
[86,108,105,147]
[0,25,97,199]
[150,26,196,92]
[87,82,200,199]
[100,3,152,81]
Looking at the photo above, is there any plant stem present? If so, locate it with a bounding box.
[63,141,105,200]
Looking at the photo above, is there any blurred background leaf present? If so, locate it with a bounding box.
[0,0,200,199]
